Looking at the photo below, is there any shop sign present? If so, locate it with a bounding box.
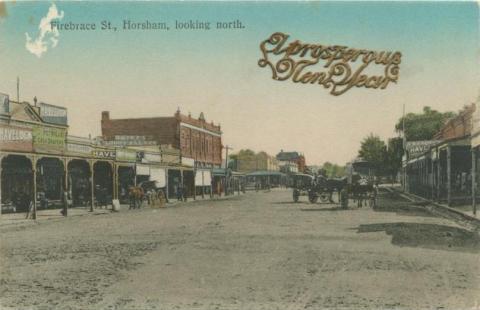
[0,93,9,114]
[142,152,161,163]
[67,143,92,155]
[162,152,180,164]
[33,126,66,152]
[0,125,33,152]
[116,149,137,162]
[182,157,195,167]
[39,102,68,125]
[405,141,439,158]
[102,135,157,146]
[92,149,116,159]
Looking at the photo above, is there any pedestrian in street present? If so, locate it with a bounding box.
[176,182,183,201]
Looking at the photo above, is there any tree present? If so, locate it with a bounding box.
[384,137,403,180]
[321,161,346,178]
[395,106,456,141]
[358,134,387,175]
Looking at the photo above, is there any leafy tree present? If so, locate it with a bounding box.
[384,137,403,180]
[237,149,256,157]
[395,106,455,141]
[321,161,346,178]
[358,134,387,175]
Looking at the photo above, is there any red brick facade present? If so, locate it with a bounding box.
[296,155,306,173]
[101,110,223,167]
[433,104,475,141]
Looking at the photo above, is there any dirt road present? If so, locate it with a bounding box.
[1,190,479,309]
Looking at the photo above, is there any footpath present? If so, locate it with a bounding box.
[0,191,250,228]
[384,185,480,231]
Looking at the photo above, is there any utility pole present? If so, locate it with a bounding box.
[402,103,407,192]
[16,77,19,102]
[224,145,233,196]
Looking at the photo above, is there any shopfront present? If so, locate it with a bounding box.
[195,169,212,198]
[1,155,33,213]
[36,157,64,209]
[67,159,91,207]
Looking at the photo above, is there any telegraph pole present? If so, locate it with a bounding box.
[224,145,233,196]
[402,104,407,192]
[16,77,20,102]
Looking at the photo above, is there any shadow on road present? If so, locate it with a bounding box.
[272,201,309,205]
[356,222,480,253]
[373,202,435,218]
[374,192,435,218]
[300,206,346,212]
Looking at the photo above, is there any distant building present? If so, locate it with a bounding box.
[305,165,321,175]
[233,150,279,173]
[101,109,223,168]
[278,160,298,174]
[276,150,306,173]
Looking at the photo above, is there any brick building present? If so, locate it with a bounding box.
[433,104,475,140]
[101,109,223,168]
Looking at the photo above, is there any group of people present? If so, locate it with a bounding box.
[128,186,167,209]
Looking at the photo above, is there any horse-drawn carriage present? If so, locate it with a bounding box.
[345,158,378,207]
[291,173,314,202]
[291,173,347,204]
[291,158,378,208]
[306,175,348,204]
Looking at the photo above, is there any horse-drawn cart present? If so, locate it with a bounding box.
[306,175,347,204]
[291,174,314,202]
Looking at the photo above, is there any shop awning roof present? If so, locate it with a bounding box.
[246,170,285,177]
[212,168,228,176]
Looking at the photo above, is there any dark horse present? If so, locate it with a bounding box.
[128,186,145,209]
[348,175,377,208]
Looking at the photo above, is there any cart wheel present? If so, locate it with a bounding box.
[319,194,329,203]
[308,194,318,204]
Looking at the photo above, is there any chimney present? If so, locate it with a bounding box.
[101,111,110,120]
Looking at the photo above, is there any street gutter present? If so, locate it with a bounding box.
[383,187,480,232]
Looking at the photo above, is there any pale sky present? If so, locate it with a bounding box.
[0,1,478,165]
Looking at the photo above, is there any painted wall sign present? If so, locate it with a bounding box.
[32,126,66,152]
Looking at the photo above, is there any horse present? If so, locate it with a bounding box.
[128,186,144,209]
[349,175,376,208]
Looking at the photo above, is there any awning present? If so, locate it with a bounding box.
[212,168,228,176]
[195,169,212,186]
[136,164,150,176]
[246,170,285,177]
[150,167,166,187]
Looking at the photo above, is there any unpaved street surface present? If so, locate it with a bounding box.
[1,190,479,310]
